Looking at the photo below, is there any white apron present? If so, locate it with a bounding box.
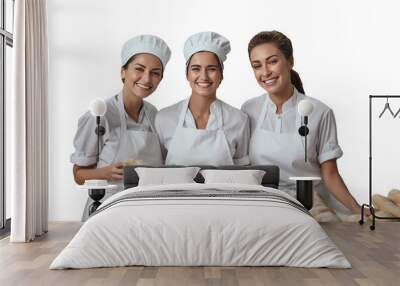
[82,94,163,221]
[249,94,323,195]
[165,99,234,166]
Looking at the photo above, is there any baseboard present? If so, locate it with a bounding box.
[0,218,11,239]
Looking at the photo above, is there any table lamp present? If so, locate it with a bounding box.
[87,98,107,215]
[290,99,320,210]
[298,99,314,162]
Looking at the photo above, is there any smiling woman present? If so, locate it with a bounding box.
[186,51,222,129]
[70,35,171,221]
[121,54,163,121]
[155,31,250,166]
[241,30,366,218]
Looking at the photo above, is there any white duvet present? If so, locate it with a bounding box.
[50,183,351,269]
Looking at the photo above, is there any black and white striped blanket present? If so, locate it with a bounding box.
[92,188,310,217]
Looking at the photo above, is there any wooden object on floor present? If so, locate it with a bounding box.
[372,194,400,217]
[388,189,400,207]
[1,222,400,286]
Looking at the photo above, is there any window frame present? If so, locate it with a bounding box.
[0,0,14,233]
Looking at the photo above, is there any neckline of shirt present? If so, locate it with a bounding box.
[264,87,302,114]
[184,98,221,129]
[116,92,147,124]
[185,97,219,113]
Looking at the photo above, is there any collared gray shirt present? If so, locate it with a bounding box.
[155,98,250,165]
[241,90,343,163]
[71,93,158,166]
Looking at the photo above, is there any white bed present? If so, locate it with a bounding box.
[50,183,351,269]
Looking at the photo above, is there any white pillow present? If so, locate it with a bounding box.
[135,167,201,186]
[200,169,266,185]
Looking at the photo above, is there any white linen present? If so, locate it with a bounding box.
[200,169,265,185]
[136,167,200,186]
[50,183,351,269]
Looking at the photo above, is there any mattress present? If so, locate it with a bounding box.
[50,183,350,269]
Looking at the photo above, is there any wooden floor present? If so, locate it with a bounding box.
[0,222,399,286]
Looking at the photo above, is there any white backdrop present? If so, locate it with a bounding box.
[47,0,400,220]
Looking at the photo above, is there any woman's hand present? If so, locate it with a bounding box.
[349,204,371,217]
[321,160,372,217]
[100,162,124,181]
[73,162,125,184]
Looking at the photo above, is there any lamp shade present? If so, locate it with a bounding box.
[89,98,107,116]
[298,99,314,116]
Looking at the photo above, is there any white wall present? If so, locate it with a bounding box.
[47,0,400,221]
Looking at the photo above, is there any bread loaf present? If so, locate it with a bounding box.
[373,194,400,217]
[388,189,400,207]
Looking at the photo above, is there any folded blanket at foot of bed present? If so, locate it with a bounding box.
[50,183,351,269]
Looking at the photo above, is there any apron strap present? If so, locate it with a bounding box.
[255,94,269,130]
[143,105,157,134]
[118,93,156,133]
[214,100,224,130]
[107,92,126,164]
[177,98,190,127]
[117,92,128,131]
[294,90,302,130]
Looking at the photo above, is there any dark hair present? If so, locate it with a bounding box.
[121,56,136,83]
[185,52,224,80]
[121,54,164,83]
[248,31,304,94]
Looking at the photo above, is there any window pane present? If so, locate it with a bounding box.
[0,37,3,227]
[0,1,3,29]
[6,0,14,33]
[5,44,12,219]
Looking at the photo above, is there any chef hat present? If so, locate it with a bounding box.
[183,31,231,69]
[121,35,171,69]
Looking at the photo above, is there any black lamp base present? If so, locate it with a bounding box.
[296,180,313,210]
[88,188,105,215]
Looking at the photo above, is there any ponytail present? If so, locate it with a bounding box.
[290,69,304,94]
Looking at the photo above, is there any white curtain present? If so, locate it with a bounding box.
[10,0,48,242]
